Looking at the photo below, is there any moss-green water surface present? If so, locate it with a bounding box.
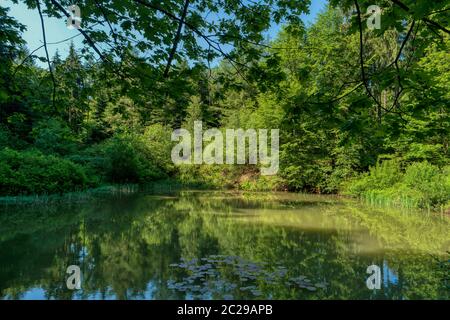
[0,191,448,299]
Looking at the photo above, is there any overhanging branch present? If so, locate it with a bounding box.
[164,0,190,78]
[36,0,56,112]
[390,0,450,35]
[49,0,109,63]
[132,0,250,82]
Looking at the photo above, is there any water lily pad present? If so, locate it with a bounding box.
[315,282,328,289]
[251,290,262,296]
[167,255,325,298]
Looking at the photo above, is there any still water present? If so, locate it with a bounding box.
[0,190,448,300]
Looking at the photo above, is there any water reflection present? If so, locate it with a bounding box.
[168,255,328,299]
[0,191,448,300]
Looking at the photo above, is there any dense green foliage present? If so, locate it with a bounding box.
[344,160,450,209]
[0,1,449,209]
[0,148,90,195]
[95,133,166,183]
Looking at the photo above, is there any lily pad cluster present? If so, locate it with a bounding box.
[167,255,327,299]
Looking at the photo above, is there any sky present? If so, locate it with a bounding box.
[3,0,328,67]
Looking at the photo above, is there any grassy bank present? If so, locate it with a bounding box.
[0,184,141,206]
[342,160,450,211]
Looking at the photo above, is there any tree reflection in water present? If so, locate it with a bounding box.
[0,191,448,300]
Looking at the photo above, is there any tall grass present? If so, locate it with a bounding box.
[0,184,139,207]
[342,160,450,211]
[0,179,216,207]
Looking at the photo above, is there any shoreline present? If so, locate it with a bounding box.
[0,181,448,215]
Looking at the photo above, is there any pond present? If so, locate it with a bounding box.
[0,190,448,300]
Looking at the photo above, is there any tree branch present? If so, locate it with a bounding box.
[93,0,118,46]
[13,44,44,77]
[354,0,383,110]
[164,0,190,78]
[49,0,109,63]
[13,33,84,77]
[390,19,415,111]
[132,0,250,82]
[354,0,410,122]
[390,0,450,35]
[36,0,56,112]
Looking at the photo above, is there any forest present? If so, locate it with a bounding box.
[1,0,449,211]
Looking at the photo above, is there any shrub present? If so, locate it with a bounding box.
[343,160,450,210]
[366,159,403,189]
[0,148,91,195]
[0,125,11,149]
[176,164,233,188]
[239,174,286,191]
[32,118,79,155]
[0,124,28,150]
[342,160,402,195]
[403,162,450,208]
[143,124,176,174]
[101,133,166,183]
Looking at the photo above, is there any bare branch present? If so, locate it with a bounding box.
[36,0,56,112]
[354,1,383,110]
[13,33,84,77]
[49,0,109,63]
[354,0,410,121]
[390,20,415,111]
[13,44,43,77]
